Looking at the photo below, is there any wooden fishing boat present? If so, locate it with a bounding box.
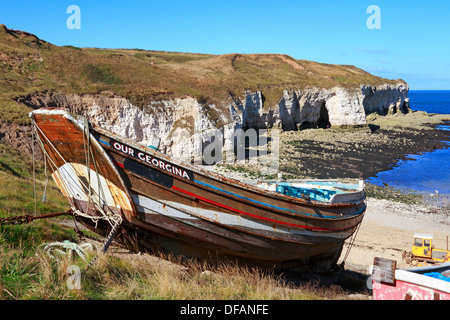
[372,258,450,300]
[29,108,366,272]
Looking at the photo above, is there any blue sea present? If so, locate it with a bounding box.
[367,90,450,200]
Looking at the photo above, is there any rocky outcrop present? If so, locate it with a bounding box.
[18,81,409,161]
[0,121,37,159]
[361,82,410,115]
[218,82,409,132]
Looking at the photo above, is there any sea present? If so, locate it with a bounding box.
[367,90,450,202]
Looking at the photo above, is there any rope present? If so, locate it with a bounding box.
[85,215,122,271]
[32,119,119,228]
[30,116,124,270]
[82,117,93,213]
[42,240,95,262]
[41,151,49,203]
[32,122,37,216]
[340,221,362,269]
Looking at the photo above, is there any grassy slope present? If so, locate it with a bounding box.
[0,24,403,125]
[0,140,366,300]
[0,25,402,299]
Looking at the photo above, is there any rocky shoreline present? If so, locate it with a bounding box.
[208,111,449,204]
[205,111,450,217]
[279,113,450,180]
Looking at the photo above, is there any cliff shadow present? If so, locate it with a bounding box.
[279,91,301,131]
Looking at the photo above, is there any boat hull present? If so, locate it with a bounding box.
[372,260,450,300]
[30,108,366,272]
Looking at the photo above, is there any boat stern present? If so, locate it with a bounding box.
[29,108,136,225]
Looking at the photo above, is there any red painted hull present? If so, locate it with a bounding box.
[373,262,450,300]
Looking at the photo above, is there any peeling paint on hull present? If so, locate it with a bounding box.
[30,108,366,272]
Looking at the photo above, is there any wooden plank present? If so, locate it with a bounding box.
[373,257,397,285]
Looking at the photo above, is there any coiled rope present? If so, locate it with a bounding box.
[42,240,94,262]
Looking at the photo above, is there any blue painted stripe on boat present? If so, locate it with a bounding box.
[96,135,363,218]
[99,139,109,146]
[194,180,363,219]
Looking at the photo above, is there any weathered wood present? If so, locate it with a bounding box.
[373,257,397,285]
[30,108,367,272]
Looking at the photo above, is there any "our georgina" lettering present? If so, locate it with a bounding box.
[112,141,192,180]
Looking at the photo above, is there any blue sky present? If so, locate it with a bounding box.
[1,0,449,89]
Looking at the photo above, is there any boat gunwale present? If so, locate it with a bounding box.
[112,149,365,225]
[123,165,364,232]
[91,123,366,210]
[393,263,450,294]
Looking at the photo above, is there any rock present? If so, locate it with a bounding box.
[17,81,409,161]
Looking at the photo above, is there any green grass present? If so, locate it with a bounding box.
[84,63,123,85]
[0,141,68,217]
[0,244,358,300]
[364,182,424,205]
[0,23,407,301]
[0,162,80,300]
[0,138,368,300]
[0,24,404,125]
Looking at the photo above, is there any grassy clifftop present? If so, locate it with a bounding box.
[0,24,404,124]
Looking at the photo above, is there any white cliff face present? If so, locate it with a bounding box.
[24,81,409,161]
[233,82,408,131]
[361,83,410,115]
[325,87,368,126]
[86,96,207,162]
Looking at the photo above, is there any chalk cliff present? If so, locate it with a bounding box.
[0,25,411,162]
[20,81,409,161]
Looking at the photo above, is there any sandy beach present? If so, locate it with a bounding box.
[338,197,449,272]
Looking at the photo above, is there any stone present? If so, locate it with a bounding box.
[19,81,409,161]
